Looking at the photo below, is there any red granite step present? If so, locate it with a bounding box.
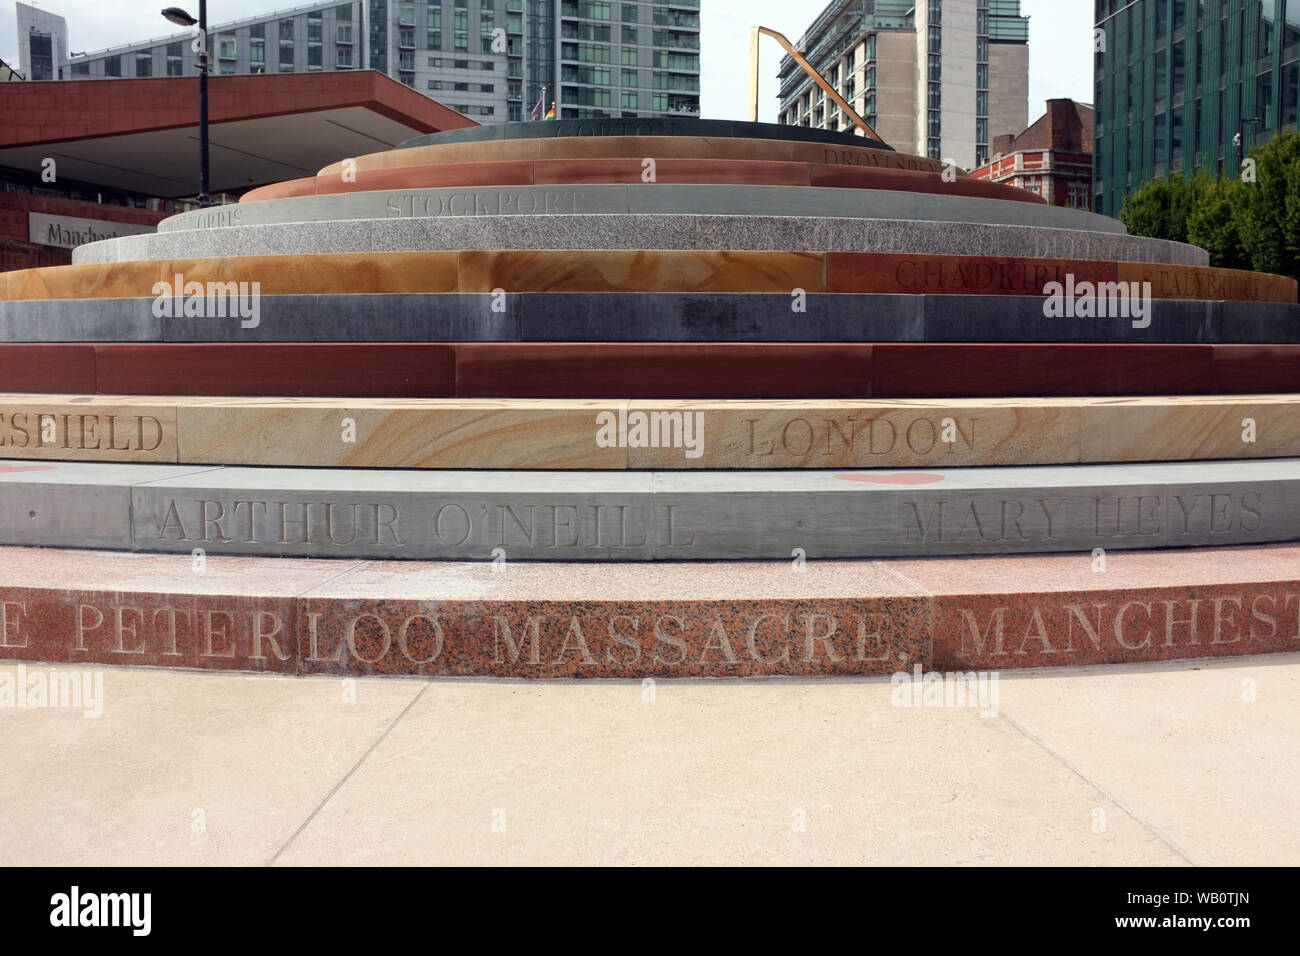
[1,544,1295,679]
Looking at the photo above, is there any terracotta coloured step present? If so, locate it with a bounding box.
[1,343,1299,399]
[4,250,1294,303]
[0,543,1295,678]
[241,157,1045,205]
[312,134,949,181]
[390,117,899,152]
[453,343,1300,398]
[0,344,96,392]
[3,394,1297,470]
[94,344,457,398]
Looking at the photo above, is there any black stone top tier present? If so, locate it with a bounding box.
[397,118,895,152]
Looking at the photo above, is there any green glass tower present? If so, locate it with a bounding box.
[1094,0,1300,218]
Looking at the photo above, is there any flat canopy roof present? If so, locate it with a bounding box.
[0,71,477,198]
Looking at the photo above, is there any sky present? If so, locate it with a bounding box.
[1,0,1095,124]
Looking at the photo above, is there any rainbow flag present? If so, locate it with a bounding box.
[545,103,557,120]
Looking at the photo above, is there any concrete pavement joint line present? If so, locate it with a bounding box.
[988,702,1199,866]
[289,558,373,677]
[852,562,1280,850]
[992,651,1300,681]
[130,467,228,485]
[267,681,432,866]
[872,560,938,663]
[126,466,229,554]
[874,561,935,597]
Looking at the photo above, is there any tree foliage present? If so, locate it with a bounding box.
[1187,177,1251,271]
[1118,173,1202,244]
[1118,129,1300,284]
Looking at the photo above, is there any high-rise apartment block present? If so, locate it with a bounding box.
[14,0,700,124]
[776,0,1029,169]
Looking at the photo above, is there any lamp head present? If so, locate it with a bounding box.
[161,7,198,27]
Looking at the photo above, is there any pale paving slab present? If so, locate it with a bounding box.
[0,664,424,866]
[986,653,1300,867]
[272,678,1182,866]
[8,658,1299,864]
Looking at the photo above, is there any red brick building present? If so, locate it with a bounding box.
[1,71,474,271]
[971,99,1094,210]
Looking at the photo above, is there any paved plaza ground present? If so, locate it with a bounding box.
[1,653,1294,866]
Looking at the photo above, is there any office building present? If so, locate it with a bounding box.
[1094,0,1300,218]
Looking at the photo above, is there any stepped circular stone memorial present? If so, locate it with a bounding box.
[1,118,1299,678]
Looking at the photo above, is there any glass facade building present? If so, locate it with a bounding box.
[24,0,700,124]
[1094,0,1300,217]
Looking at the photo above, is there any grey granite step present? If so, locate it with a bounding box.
[76,211,1202,268]
[2,293,1291,344]
[148,184,1130,236]
[1,458,1296,561]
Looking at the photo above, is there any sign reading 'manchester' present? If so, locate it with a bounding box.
[28,212,155,250]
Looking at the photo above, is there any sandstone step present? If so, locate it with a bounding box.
[11,250,1283,302]
[0,542,1295,678]
[0,394,1297,470]
[0,458,1296,561]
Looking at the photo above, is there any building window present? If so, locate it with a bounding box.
[135,53,153,77]
[166,41,184,75]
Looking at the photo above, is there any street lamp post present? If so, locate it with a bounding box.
[1235,117,1261,172]
[161,4,210,205]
